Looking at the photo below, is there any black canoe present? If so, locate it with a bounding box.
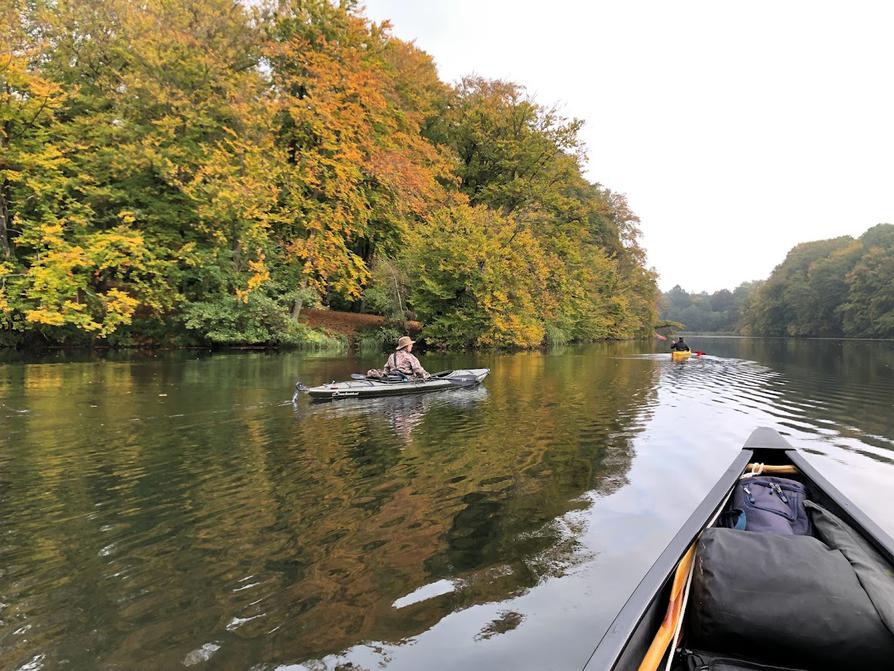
[585,427,894,671]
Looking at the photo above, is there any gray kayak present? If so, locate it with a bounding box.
[295,369,490,401]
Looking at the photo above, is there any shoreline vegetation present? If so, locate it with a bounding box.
[1,0,658,351]
[661,224,894,339]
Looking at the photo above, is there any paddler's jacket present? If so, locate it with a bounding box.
[384,350,429,378]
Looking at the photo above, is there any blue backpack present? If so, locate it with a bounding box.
[721,475,812,535]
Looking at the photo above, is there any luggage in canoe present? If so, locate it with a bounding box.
[585,427,894,671]
[295,368,489,402]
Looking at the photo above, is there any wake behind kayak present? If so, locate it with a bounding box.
[294,369,489,402]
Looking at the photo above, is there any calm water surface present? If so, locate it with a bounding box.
[1,338,893,670]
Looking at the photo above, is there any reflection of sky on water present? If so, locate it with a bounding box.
[284,339,894,671]
[2,340,893,671]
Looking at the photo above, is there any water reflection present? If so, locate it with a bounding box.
[657,338,894,462]
[1,341,892,670]
[297,386,490,445]
[0,348,658,669]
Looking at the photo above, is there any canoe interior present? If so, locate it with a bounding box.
[584,427,894,671]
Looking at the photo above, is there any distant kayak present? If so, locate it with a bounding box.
[671,350,691,360]
[295,369,490,402]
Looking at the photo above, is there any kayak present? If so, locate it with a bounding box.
[671,350,691,360]
[585,427,894,671]
[295,368,489,402]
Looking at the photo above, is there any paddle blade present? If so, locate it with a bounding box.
[292,381,308,403]
[447,374,481,386]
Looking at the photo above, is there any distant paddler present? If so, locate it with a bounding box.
[384,336,430,379]
[670,337,691,352]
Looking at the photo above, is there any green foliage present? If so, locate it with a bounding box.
[399,79,658,348]
[405,205,548,348]
[2,0,658,349]
[661,283,760,333]
[357,325,404,353]
[739,224,894,338]
[182,293,343,348]
[544,324,571,347]
[362,257,409,321]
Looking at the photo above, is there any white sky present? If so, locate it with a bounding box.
[362,0,894,292]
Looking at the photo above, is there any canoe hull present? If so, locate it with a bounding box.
[585,427,894,671]
[671,350,691,360]
[302,368,489,401]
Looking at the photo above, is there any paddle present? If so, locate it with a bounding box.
[349,372,407,383]
[351,369,479,386]
[443,372,482,386]
[351,369,454,381]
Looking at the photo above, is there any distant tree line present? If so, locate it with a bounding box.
[661,224,894,338]
[0,0,657,348]
[660,283,760,333]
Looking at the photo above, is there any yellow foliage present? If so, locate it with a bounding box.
[99,289,139,335]
[25,309,67,326]
[0,0,657,347]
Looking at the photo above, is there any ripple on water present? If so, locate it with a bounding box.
[0,342,892,669]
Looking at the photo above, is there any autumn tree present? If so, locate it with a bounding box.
[267,1,452,305]
[402,76,657,347]
[3,0,659,348]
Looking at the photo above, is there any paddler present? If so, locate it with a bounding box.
[384,336,430,379]
[670,336,691,352]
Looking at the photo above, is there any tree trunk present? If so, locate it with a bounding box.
[1,110,12,259]
[291,278,308,320]
[0,180,11,260]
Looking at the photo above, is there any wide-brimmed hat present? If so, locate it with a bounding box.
[396,336,414,350]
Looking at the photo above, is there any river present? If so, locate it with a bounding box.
[1,337,892,670]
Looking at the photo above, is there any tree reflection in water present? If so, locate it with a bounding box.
[298,386,491,446]
[0,347,658,670]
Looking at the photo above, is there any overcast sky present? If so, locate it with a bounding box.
[362,0,894,292]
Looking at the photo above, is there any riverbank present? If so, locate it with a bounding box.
[300,309,421,340]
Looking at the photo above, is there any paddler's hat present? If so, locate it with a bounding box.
[396,336,414,350]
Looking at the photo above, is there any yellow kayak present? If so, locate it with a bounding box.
[671,350,691,361]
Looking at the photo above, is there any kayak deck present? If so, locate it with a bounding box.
[299,368,489,401]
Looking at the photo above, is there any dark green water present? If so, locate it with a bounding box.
[1,338,892,670]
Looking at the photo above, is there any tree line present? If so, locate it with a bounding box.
[661,224,894,338]
[1,0,658,348]
[740,224,894,338]
[661,283,760,333]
